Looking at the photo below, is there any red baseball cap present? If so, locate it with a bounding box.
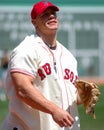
[31,1,59,19]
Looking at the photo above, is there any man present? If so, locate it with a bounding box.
[2,1,82,130]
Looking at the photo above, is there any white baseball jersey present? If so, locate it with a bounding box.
[2,34,80,130]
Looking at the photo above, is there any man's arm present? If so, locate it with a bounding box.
[11,72,74,127]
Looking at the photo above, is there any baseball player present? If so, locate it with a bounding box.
[2,1,82,130]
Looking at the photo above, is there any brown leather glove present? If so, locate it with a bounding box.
[75,80,100,119]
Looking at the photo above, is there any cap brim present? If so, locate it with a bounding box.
[39,5,59,16]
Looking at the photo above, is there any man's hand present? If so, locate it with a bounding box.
[51,107,74,127]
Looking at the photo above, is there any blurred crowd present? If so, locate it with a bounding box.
[0,50,10,101]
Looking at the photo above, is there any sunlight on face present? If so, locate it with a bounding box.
[35,8,59,33]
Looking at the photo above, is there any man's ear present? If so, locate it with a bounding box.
[31,19,36,27]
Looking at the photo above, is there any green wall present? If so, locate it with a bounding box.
[0,0,104,6]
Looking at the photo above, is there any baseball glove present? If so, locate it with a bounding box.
[75,80,100,119]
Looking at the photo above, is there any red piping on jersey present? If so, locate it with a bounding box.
[38,41,70,109]
[10,69,36,79]
[38,41,56,69]
[59,46,70,109]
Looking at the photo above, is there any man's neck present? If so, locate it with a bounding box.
[36,31,57,48]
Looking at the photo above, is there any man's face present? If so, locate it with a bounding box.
[33,8,59,34]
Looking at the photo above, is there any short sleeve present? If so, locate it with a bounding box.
[9,44,38,78]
